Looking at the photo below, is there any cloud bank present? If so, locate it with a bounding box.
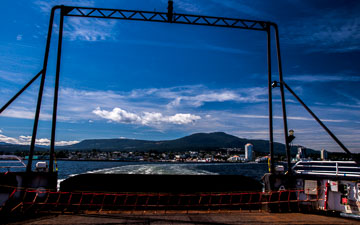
[93,107,201,125]
[0,134,79,146]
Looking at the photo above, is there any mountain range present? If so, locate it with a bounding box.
[0,142,47,152]
[0,132,317,156]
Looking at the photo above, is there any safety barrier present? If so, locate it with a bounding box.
[0,187,323,214]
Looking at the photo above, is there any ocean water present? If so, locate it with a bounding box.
[55,161,270,182]
[3,160,271,184]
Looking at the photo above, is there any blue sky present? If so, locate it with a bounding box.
[0,0,359,153]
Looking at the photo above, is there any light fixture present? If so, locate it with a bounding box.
[271,81,279,88]
[287,129,295,143]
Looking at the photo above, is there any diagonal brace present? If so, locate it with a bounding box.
[0,70,43,114]
[282,81,360,165]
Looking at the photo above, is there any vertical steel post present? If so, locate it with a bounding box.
[267,25,275,174]
[27,6,58,173]
[167,0,173,22]
[272,23,291,173]
[49,7,65,173]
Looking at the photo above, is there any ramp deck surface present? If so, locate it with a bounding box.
[6,211,359,225]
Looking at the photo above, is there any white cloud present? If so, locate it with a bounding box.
[16,35,22,41]
[1,84,348,133]
[0,85,267,124]
[0,107,70,121]
[0,70,29,83]
[203,44,250,55]
[161,0,201,13]
[64,17,117,42]
[283,9,360,53]
[1,82,357,152]
[167,113,201,125]
[209,0,265,18]
[0,134,79,146]
[286,74,360,83]
[53,140,80,146]
[0,134,19,145]
[155,86,267,108]
[19,135,51,146]
[0,87,126,122]
[167,91,240,108]
[93,107,141,124]
[34,0,95,13]
[232,113,347,123]
[286,116,347,123]
[333,103,360,110]
[34,0,116,42]
[93,107,201,125]
[333,92,360,109]
[122,85,266,108]
[141,112,165,125]
[120,39,249,55]
[56,85,267,120]
[187,91,239,107]
[167,97,182,108]
[1,108,46,120]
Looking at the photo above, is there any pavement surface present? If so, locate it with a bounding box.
[5,211,359,225]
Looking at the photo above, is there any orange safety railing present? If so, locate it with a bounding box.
[0,187,323,214]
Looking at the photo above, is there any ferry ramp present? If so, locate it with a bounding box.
[5,211,359,225]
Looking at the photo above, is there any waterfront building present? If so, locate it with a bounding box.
[227,155,245,162]
[296,146,307,160]
[321,149,328,160]
[245,143,253,161]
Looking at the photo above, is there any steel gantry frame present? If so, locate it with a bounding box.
[1,1,358,175]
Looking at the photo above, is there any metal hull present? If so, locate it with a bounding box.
[0,172,57,207]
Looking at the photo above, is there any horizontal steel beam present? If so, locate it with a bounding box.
[63,6,269,31]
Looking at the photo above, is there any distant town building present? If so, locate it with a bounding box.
[227,155,246,162]
[227,155,241,162]
[225,148,242,155]
[296,146,307,160]
[321,149,328,161]
[245,143,253,161]
[255,156,269,163]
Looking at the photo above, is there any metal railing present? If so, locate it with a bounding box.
[0,187,323,214]
[292,161,360,177]
[0,155,26,169]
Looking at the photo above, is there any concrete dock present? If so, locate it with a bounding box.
[6,211,359,225]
